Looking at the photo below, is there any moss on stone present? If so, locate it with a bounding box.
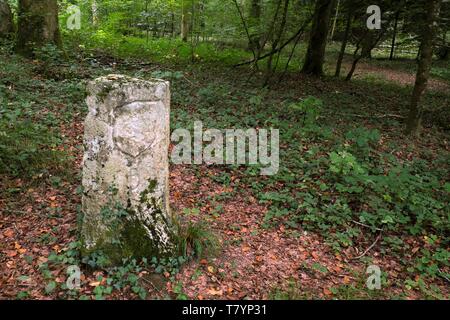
[81,215,174,266]
[96,83,114,103]
[81,179,175,266]
[119,218,162,259]
[139,179,158,204]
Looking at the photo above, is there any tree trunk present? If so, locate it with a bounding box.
[92,0,99,26]
[248,0,262,51]
[301,0,335,76]
[145,0,150,43]
[361,30,375,58]
[264,0,289,86]
[435,29,448,60]
[16,0,61,57]
[405,0,441,136]
[181,0,190,42]
[389,10,400,60]
[329,0,340,41]
[0,0,14,37]
[335,5,352,77]
[171,11,175,38]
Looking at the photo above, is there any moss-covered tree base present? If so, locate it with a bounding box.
[16,0,62,57]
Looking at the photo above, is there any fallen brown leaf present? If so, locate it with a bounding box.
[207,288,223,296]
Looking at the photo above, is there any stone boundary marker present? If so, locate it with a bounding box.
[81,74,175,264]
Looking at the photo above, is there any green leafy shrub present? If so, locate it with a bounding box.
[288,96,323,128]
[329,151,365,175]
[345,127,380,159]
[0,112,67,177]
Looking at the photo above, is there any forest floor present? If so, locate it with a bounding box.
[0,44,449,300]
[350,60,450,92]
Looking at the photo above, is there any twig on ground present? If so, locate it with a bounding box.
[141,271,162,293]
[352,231,383,260]
[437,268,450,283]
[351,220,383,232]
[332,113,405,119]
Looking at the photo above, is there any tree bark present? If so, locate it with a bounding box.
[301,0,335,76]
[405,0,442,136]
[0,0,14,37]
[389,10,400,60]
[335,5,352,77]
[248,0,262,51]
[92,0,99,26]
[171,11,175,37]
[181,0,191,42]
[264,0,290,86]
[16,0,61,57]
[329,0,340,41]
[361,30,375,58]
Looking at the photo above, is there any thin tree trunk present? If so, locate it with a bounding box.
[345,55,362,81]
[248,0,262,51]
[389,10,400,60]
[301,0,335,76]
[345,29,385,81]
[249,0,283,72]
[171,11,175,38]
[335,5,352,77]
[232,0,257,62]
[344,2,403,82]
[264,0,290,86]
[361,30,375,58]
[145,0,150,44]
[92,0,99,25]
[329,0,340,41]
[405,0,441,136]
[234,15,312,67]
[199,0,205,42]
[181,0,190,42]
[190,0,196,62]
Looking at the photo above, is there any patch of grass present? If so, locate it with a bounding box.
[174,217,221,259]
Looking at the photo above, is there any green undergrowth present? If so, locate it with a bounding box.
[2,35,448,298]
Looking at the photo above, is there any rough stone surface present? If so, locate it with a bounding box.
[82,74,174,263]
[0,0,14,37]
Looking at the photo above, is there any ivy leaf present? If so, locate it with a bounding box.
[45,281,57,294]
[444,183,450,193]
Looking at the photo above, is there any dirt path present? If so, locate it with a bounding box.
[343,60,450,92]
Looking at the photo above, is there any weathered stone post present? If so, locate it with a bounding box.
[82,74,175,264]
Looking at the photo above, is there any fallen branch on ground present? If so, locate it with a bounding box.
[352,231,383,260]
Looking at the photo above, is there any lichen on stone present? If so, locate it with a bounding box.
[82,74,174,265]
[96,83,114,103]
